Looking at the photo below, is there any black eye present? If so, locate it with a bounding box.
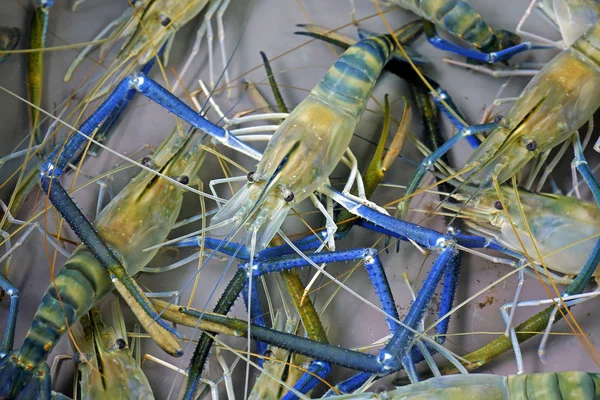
[263,350,274,359]
[282,189,294,203]
[160,15,172,27]
[493,200,503,210]
[247,171,255,182]
[179,175,189,185]
[115,338,127,350]
[72,353,82,364]
[526,140,537,152]
[141,157,153,167]
[493,115,504,124]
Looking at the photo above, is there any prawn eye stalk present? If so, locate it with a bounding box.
[281,187,294,203]
[72,353,82,364]
[141,157,153,167]
[114,338,126,350]
[159,15,171,27]
[526,140,537,152]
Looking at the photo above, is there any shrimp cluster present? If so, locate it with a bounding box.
[2,0,600,399]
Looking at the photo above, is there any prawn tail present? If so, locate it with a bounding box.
[0,352,50,400]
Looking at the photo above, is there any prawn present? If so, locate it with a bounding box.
[0,126,207,398]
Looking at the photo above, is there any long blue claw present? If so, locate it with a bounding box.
[425,23,549,63]
[41,73,261,180]
[281,360,331,400]
[0,273,18,356]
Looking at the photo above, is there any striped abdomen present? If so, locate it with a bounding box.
[311,35,396,118]
[17,247,113,368]
[396,0,504,52]
[507,372,600,399]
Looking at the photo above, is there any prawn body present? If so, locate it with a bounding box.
[0,130,205,399]
[326,372,600,399]
[465,20,600,184]
[72,298,154,400]
[448,186,600,276]
[388,0,521,53]
[65,0,210,78]
[118,0,210,65]
[211,35,398,250]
